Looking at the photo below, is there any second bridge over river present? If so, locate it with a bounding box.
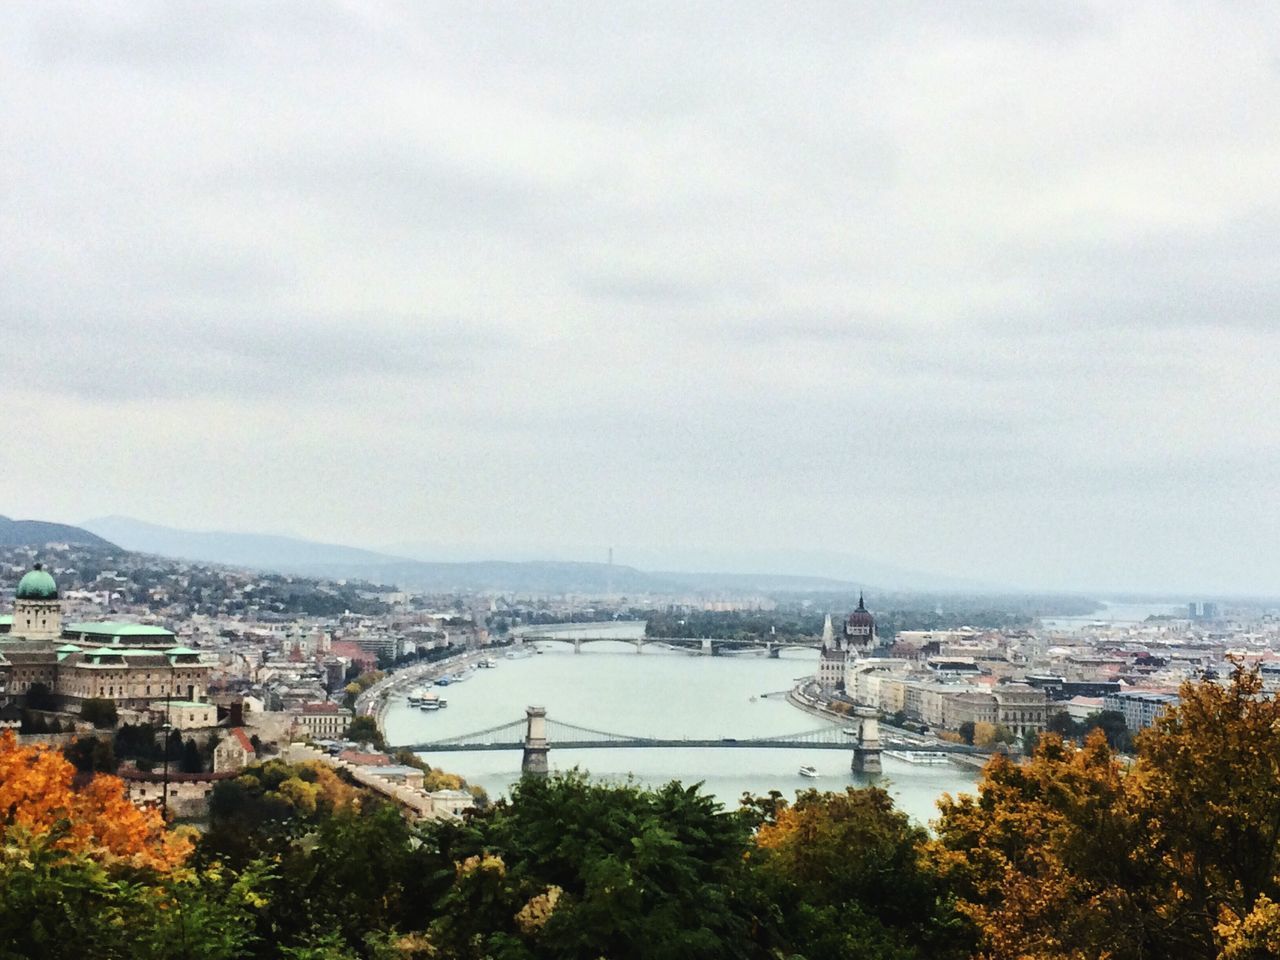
[393,706,983,776]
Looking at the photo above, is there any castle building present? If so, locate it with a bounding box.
[12,564,61,641]
[0,564,210,712]
[817,595,879,696]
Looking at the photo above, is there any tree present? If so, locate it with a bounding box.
[933,731,1141,960]
[958,720,976,745]
[25,681,56,711]
[1045,710,1080,738]
[64,735,117,774]
[346,715,384,750]
[81,697,118,729]
[971,721,998,747]
[1021,728,1040,756]
[751,786,970,959]
[1083,709,1133,752]
[181,737,204,773]
[427,771,756,958]
[933,666,1280,960]
[202,759,368,868]
[0,730,188,869]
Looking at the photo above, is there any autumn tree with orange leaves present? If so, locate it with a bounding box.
[0,730,271,959]
[933,665,1280,960]
[0,729,189,869]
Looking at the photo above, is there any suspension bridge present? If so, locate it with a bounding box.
[392,706,980,776]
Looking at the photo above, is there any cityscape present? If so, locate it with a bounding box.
[2,520,1275,820]
[4,3,1280,959]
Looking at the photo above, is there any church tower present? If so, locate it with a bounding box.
[13,563,62,641]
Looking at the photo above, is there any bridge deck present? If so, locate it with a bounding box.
[398,739,976,754]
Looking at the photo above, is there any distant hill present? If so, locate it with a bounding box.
[79,517,866,595]
[0,515,118,550]
[81,516,401,570]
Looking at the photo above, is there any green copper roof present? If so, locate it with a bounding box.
[64,622,174,638]
[16,566,58,600]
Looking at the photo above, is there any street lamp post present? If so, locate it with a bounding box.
[161,663,175,819]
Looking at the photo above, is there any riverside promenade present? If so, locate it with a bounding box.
[356,646,501,731]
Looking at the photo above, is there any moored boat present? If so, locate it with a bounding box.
[883,750,952,765]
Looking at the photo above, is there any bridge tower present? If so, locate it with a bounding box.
[522,705,549,777]
[851,706,882,775]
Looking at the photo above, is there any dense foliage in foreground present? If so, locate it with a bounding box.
[3,667,1280,958]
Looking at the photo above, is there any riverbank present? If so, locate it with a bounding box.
[786,683,995,770]
[359,646,503,732]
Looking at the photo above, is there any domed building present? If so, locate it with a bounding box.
[844,595,877,652]
[0,564,209,713]
[12,563,62,641]
[816,595,878,696]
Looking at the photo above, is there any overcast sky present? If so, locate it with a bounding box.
[2,2,1279,595]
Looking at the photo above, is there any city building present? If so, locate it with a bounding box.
[213,728,256,773]
[289,701,352,739]
[817,596,878,695]
[992,682,1048,739]
[1104,689,1180,732]
[0,565,211,713]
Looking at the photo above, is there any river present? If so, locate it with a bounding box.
[382,642,977,825]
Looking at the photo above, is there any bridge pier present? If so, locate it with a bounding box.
[851,706,882,775]
[701,638,712,656]
[635,639,643,654]
[522,705,549,777]
[767,643,780,659]
[573,638,582,654]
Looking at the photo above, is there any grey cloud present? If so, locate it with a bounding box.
[3,2,1280,592]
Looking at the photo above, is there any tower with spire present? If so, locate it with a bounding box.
[844,593,877,651]
[815,595,878,697]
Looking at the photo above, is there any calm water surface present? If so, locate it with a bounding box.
[383,642,976,825]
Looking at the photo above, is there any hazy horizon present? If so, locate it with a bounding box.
[3,4,1279,596]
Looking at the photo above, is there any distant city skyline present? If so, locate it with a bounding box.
[2,4,1279,596]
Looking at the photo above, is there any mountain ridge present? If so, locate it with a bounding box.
[0,515,118,550]
[82,516,876,594]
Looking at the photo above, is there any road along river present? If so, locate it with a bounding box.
[381,642,977,825]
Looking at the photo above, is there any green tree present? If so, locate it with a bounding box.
[181,737,204,773]
[63,735,117,774]
[957,720,976,745]
[25,681,56,711]
[751,786,970,960]
[1083,709,1133,752]
[81,698,118,729]
[1045,710,1080,738]
[428,771,755,958]
[346,715,384,750]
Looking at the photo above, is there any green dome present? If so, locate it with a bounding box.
[16,565,58,600]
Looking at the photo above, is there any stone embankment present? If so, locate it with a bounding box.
[355,647,499,731]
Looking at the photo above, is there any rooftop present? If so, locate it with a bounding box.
[64,622,175,638]
[16,566,58,601]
